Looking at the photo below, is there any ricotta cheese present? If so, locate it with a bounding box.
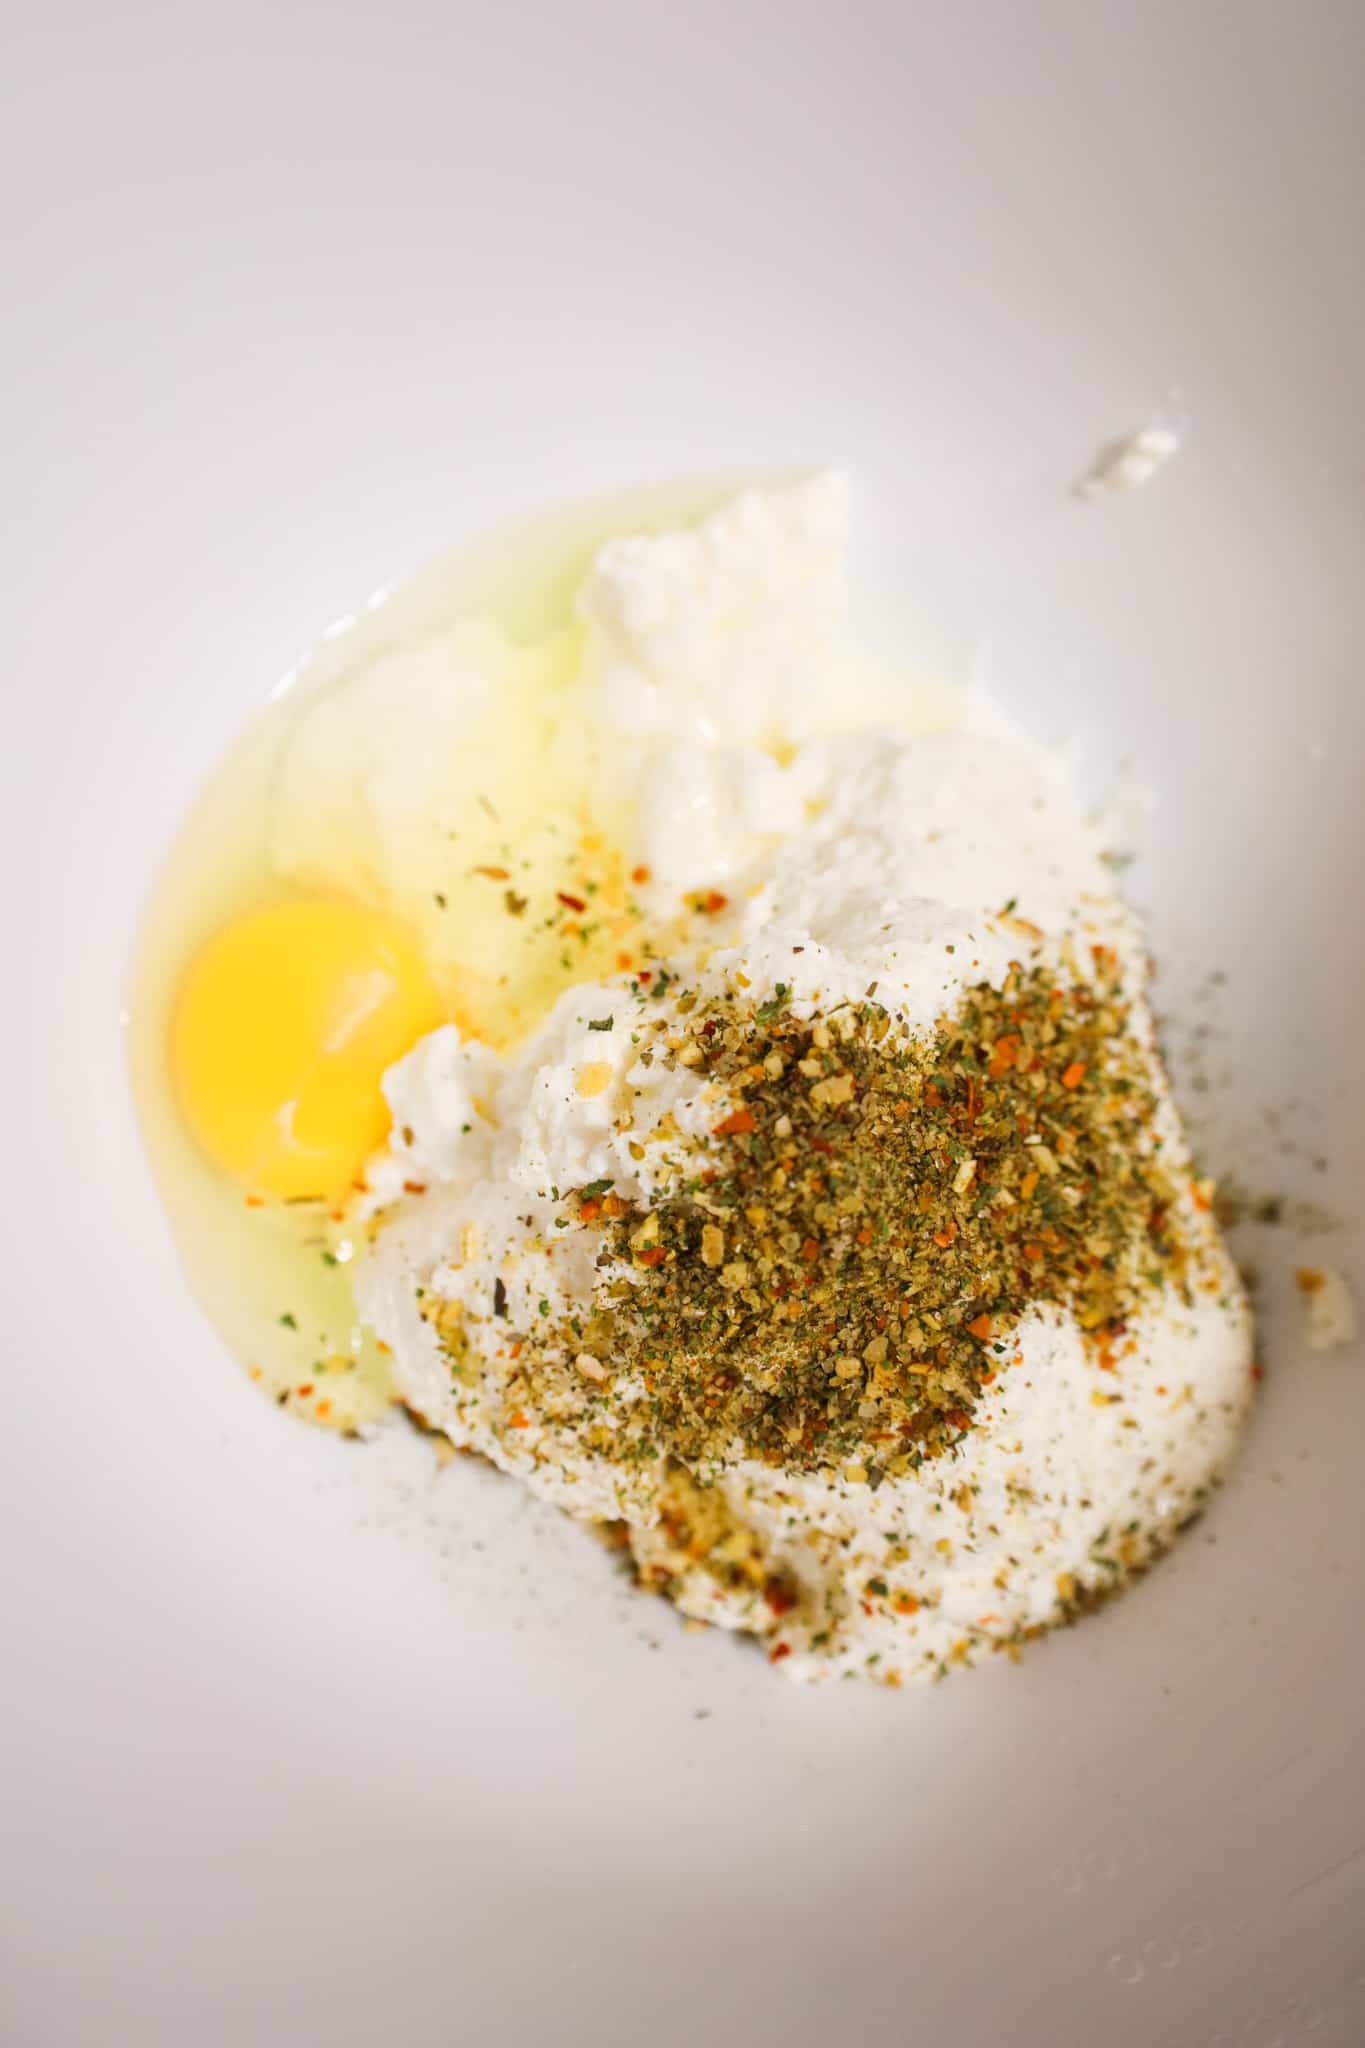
[353,476,1253,1683]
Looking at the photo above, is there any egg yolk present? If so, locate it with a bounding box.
[171,900,443,1203]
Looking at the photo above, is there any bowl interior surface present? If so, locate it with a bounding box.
[4,6,1363,2045]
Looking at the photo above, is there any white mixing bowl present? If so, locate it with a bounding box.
[4,5,1362,2043]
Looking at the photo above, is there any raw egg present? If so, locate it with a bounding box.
[171,899,442,1204]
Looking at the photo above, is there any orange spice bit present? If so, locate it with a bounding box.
[315,1400,332,1419]
[712,1106,756,1137]
[893,1593,920,1616]
[630,864,651,886]
[403,1180,428,1196]
[297,1383,314,1399]
[248,1365,263,1381]
[615,952,634,972]
[1061,1061,1087,1090]
[1020,1169,1040,1200]
[856,1224,874,1247]
[769,1642,791,1664]
[556,890,587,912]
[578,1198,602,1223]
[1022,1242,1045,1263]
[601,1193,628,1220]
[933,1220,958,1249]
[1295,1268,1324,1294]
[1251,1363,1265,1382]
[245,1194,265,1209]
[637,1245,667,1268]
[473,864,511,880]
[967,1312,994,1341]
[506,1410,530,1429]
[800,1237,821,1263]
[988,1033,1022,1077]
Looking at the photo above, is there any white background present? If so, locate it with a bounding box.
[4,4,1363,2043]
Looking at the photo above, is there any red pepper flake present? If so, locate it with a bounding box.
[800,1237,821,1262]
[856,1224,874,1247]
[763,1577,796,1616]
[578,1198,602,1223]
[967,1312,994,1341]
[945,1407,970,1430]
[769,1642,792,1664]
[712,1107,756,1137]
[1022,1242,1044,1263]
[297,1383,314,1399]
[636,969,653,984]
[557,890,587,912]
[637,1246,667,1268]
[810,1135,833,1155]
[1061,1061,1087,1090]
[1251,1363,1265,1382]
[403,1180,428,1196]
[703,891,728,914]
[630,864,651,886]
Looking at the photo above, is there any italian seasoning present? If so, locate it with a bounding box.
[426,956,1196,1484]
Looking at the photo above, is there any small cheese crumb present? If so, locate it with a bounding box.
[1074,422,1181,500]
[1296,1265,1358,1353]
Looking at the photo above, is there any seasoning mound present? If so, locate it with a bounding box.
[503,961,1193,1482]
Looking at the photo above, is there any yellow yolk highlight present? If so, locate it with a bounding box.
[171,900,442,1203]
